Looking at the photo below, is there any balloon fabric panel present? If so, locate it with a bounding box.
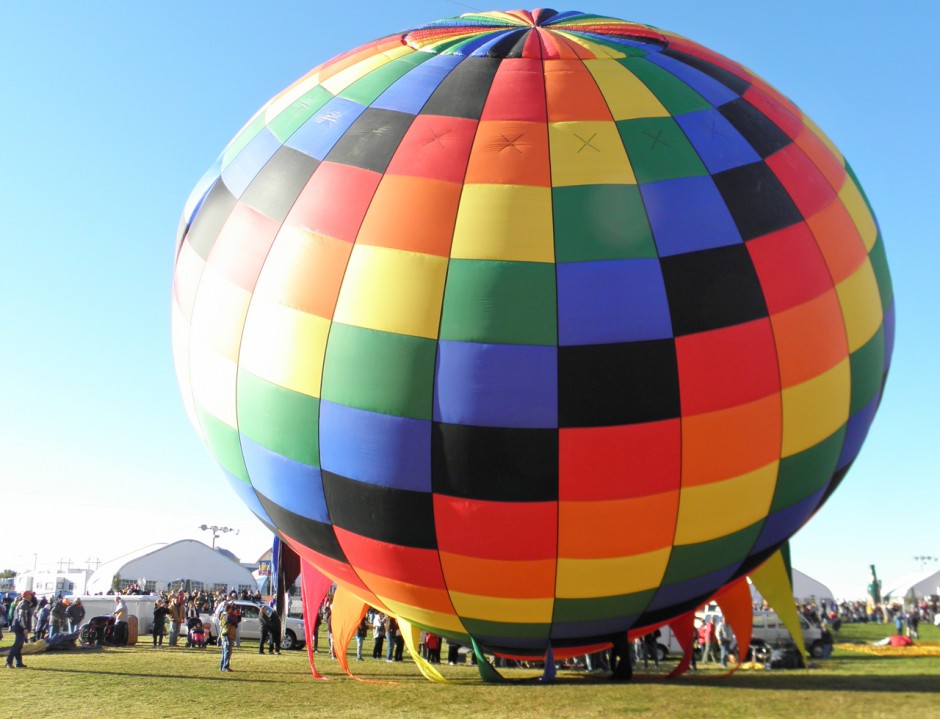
[173,9,893,657]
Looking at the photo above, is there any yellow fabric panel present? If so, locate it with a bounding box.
[548,121,636,186]
[319,44,413,96]
[265,69,326,122]
[398,618,448,683]
[781,359,850,457]
[188,339,238,427]
[174,240,206,322]
[673,462,779,545]
[556,548,671,598]
[836,258,883,352]
[447,592,554,623]
[379,600,467,634]
[583,60,669,120]
[190,267,251,362]
[239,301,329,398]
[554,30,626,59]
[171,302,203,442]
[749,550,809,661]
[451,184,555,262]
[839,178,878,252]
[333,245,448,338]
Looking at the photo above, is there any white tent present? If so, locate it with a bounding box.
[750,568,835,605]
[86,539,257,595]
[881,569,940,603]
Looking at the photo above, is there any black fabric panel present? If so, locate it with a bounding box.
[662,244,769,336]
[240,146,320,222]
[731,544,779,582]
[718,97,793,158]
[421,57,501,120]
[256,493,348,563]
[432,424,559,502]
[662,48,751,95]
[487,29,529,58]
[321,471,438,549]
[713,161,803,241]
[325,108,415,173]
[636,595,713,631]
[185,180,237,260]
[558,340,680,427]
[821,463,851,505]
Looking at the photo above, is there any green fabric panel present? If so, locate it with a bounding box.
[845,162,878,218]
[461,618,551,641]
[267,85,334,143]
[617,117,708,184]
[470,637,506,683]
[781,541,793,588]
[868,235,894,313]
[553,184,656,262]
[236,370,320,467]
[320,323,436,419]
[553,590,656,622]
[440,260,557,345]
[196,407,249,482]
[771,427,845,512]
[662,521,763,585]
[620,57,712,115]
[339,52,433,106]
[221,112,267,171]
[849,325,886,415]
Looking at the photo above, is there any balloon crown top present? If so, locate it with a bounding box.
[404,9,668,58]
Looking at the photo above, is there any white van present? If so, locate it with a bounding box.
[66,594,159,634]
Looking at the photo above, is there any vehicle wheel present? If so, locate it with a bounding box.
[283,630,296,650]
[80,626,92,644]
[810,640,824,658]
[656,644,668,662]
[750,641,771,664]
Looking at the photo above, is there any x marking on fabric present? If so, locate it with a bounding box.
[427,128,452,148]
[498,133,524,153]
[315,110,343,124]
[575,133,599,153]
[644,128,670,149]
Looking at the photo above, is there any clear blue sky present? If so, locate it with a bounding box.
[2,1,936,599]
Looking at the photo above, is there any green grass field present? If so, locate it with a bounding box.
[1,622,938,718]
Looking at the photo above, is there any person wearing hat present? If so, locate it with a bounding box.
[6,591,35,669]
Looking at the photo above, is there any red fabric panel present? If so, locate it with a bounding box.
[333,527,447,588]
[433,495,557,560]
[385,115,476,183]
[766,143,837,218]
[300,559,333,680]
[747,222,834,314]
[713,577,754,668]
[667,610,697,677]
[285,162,381,242]
[481,58,548,122]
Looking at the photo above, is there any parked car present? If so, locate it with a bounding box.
[695,609,826,660]
[201,600,305,650]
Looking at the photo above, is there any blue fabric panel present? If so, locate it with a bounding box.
[646,563,740,611]
[641,176,742,256]
[222,469,275,526]
[319,401,432,492]
[284,96,366,160]
[372,54,464,114]
[883,301,895,372]
[752,486,827,554]
[837,395,879,470]
[675,109,761,174]
[220,128,282,198]
[463,31,512,56]
[241,435,330,524]
[644,53,739,107]
[434,341,558,428]
[550,615,637,640]
[557,259,673,345]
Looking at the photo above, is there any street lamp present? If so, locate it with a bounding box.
[913,555,937,570]
[198,524,239,549]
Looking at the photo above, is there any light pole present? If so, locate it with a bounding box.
[913,555,937,571]
[198,524,239,549]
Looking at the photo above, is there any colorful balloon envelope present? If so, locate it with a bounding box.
[173,9,893,654]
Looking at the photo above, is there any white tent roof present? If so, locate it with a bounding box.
[750,568,834,604]
[881,569,940,602]
[86,539,256,594]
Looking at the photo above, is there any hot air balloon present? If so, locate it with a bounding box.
[172,8,893,667]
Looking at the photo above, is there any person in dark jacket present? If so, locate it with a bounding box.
[67,598,86,633]
[7,591,36,669]
[152,599,170,647]
[259,604,281,655]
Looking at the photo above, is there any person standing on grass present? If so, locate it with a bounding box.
[372,612,385,659]
[717,617,734,668]
[259,604,281,655]
[6,591,36,669]
[219,602,239,671]
[152,599,170,648]
[67,598,85,633]
[167,596,185,647]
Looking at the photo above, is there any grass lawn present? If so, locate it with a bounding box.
[1,622,938,718]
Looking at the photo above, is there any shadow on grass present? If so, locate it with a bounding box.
[28,667,293,683]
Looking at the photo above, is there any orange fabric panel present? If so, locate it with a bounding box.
[544,59,614,121]
[771,289,849,389]
[464,121,551,186]
[558,492,679,558]
[329,587,369,679]
[272,229,352,319]
[439,553,556,598]
[806,197,868,284]
[356,569,456,615]
[356,175,461,256]
[713,577,754,666]
[681,393,782,487]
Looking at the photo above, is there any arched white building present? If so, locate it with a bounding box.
[86,539,257,595]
